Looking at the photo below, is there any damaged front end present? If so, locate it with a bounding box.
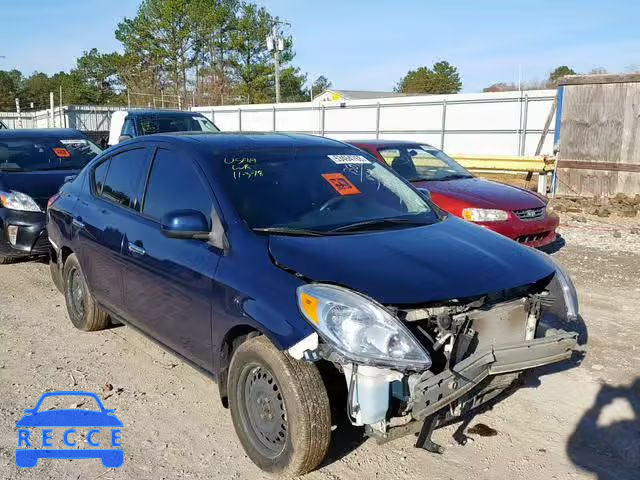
[289,260,580,451]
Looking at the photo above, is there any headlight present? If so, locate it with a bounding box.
[551,260,579,321]
[297,284,431,370]
[462,208,509,222]
[531,249,579,322]
[0,190,42,212]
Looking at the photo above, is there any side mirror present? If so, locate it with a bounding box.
[417,188,432,201]
[161,209,211,240]
[118,134,132,143]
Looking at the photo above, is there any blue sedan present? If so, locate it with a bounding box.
[47,133,580,475]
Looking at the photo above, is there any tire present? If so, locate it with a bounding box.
[63,254,109,331]
[0,256,17,265]
[228,336,331,475]
[50,259,64,293]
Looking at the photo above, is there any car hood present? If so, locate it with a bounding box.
[16,409,123,427]
[0,169,79,209]
[414,177,545,210]
[268,217,555,305]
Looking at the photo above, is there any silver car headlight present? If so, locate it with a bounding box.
[531,248,579,322]
[552,260,579,321]
[0,190,42,212]
[461,208,509,222]
[297,284,431,370]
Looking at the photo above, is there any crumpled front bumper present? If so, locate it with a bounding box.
[411,330,578,421]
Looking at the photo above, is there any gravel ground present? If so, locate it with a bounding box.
[1,215,639,480]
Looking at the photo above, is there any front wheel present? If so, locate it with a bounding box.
[228,336,331,475]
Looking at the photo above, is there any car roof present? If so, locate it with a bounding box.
[130,132,350,153]
[348,139,435,149]
[0,128,86,139]
[125,109,206,117]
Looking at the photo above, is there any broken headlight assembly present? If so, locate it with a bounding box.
[297,284,431,370]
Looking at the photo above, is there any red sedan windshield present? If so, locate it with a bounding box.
[378,146,473,182]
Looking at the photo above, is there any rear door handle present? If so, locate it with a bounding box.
[72,218,85,229]
[127,242,146,256]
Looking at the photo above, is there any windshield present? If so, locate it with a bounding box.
[378,145,473,182]
[137,114,219,135]
[220,148,438,233]
[0,137,102,171]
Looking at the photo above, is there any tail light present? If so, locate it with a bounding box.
[47,193,61,210]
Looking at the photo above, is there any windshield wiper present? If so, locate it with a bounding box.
[437,174,472,181]
[330,217,429,233]
[0,164,26,172]
[252,227,327,237]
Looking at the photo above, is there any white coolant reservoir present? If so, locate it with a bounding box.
[343,365,403,426]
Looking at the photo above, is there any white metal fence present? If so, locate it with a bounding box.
[194,90,557,156]
[1,90,557,156]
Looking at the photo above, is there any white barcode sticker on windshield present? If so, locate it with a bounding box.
[60,139,88,145]
[328,154,370,164]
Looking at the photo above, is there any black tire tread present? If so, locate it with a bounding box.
[63,254,109,331]
[229,335,331,475]
[0,256,17,265]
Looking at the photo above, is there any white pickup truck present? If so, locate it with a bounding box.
[108,109,219,146]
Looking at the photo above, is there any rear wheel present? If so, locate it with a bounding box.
[63,254,109,331]
[228,336,331,475]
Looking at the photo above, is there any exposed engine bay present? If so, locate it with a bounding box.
[289,271,580,450]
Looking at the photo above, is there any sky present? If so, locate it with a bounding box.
[1,0,639,93]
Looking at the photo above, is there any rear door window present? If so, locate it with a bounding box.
[99,148,151,211]
[93,158,110,194]
[142,149,213,224]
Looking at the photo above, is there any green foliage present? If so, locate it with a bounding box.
[395,61,462,95]
[548,65,576,86]
[280,67,308,102]
[0,70,22,110]
[0,0,333,108]
[310,75,332,98]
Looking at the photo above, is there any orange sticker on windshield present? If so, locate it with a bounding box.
[322,173,361,196]
[53,147,71,158]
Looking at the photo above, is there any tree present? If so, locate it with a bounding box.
[191,0,239,104]
[279,66,307,102]
[116,0,198,99]
[75,49,123,103]
[309,75,331,98]
[228,3,290,103]
[395,61,462,94]
[0,70,23,110]
[547,65,576,87]
[483,82,518,92]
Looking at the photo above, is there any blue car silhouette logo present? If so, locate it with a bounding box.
[15,391,123,468]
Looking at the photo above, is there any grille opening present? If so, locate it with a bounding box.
[513,207,545,221]
[516,231,550,244]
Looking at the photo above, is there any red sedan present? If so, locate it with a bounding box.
[349,140,559,248]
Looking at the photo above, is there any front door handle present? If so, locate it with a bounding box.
[127,242,146,256]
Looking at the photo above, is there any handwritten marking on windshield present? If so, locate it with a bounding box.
[224,157,263,180]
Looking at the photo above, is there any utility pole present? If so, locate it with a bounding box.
[266,21,288,103]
